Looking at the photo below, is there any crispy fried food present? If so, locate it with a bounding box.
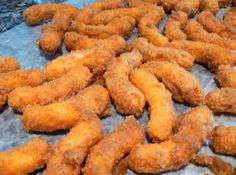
[141,61,204,105]
[205,88,236,114]
[184,20,236,50]
[128,0,162,6]
[0,87,7,110]
[82,116,144,175]
[169,40,236,71]
[218,0,231,7]
[200,0,219,14]
[130,69,176,141]
[21,85,110,132]
[64,32,126,54]
[8,66,92,113]
[139,10,168,47]
[45,112,103,175]
[128,106,214,173]
[112,159,127,175]
[44,46,115,80]
[0,138,50,175]
[104,50,145,117]
[161,0,177,10]
[69,16,135,39]
[233,0,236,6]
[224,7,236,28]
[0,57,20,73]
[216,65,236,89]
[197,11,236,40]
[164,11,188,41]
[175,0,201,16]
[192,154,236,175]
[211,125,236,156]
[131,37,194,70]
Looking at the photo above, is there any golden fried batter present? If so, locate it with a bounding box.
[112,159,127,175]
[175,0,201,16]
[200,0,219,14]
[205,88,236,114]
[130,69,176,141]
[141,61,203,105]
[0,138,50,175]
[45,112,103,175]
[0,87,7,110]
[83,116,144,175]
[0,57,20,73]
[104,50,145,117]
[224,7,236,28]
[128,0,162,6]
[8,66,92,113]
[161,0,177,10]
[164,11,188,41]
[218,0,231,7]
[216,65,236,89]
[131,37,194,70]
[21,85,110,132]
[128,107,214,173]
[211,126,236,156]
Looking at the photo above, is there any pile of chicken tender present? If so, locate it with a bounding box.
[0,0,236,174]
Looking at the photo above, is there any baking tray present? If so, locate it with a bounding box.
[0,0,235,174]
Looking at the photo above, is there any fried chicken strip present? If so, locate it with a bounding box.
[21,85,110,132]
[218,0,231,7]
[192,154,236,175]
[0,138,50,175]
[216,65,236,89]
[8,66,92,113]
[128,0,162,7]
[224,7,236,29]
[83,116,144,175]
[205,88,236,114]
[130,69,176,141]
[200,0,219,14]
[131,37,194,70]
[128,107,214,173]
[45,112,103,175]
[164,11,188,41]
[0,57,20,73]
[104,50,145,117]
[112,159,127,175]
[211,126,236,156]
[141,61,203,105]
[175,0,201,16]
[161,0,177,11]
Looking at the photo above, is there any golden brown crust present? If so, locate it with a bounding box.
[83,116,144,175]
[130,69,176,141]
[200,0,219,14]
[0,138,51,175]
[112,159,127,175]
[216,65,236,89]
[218,0,231,7]
[161,0,177,10]
[224,7,236,28]
[0,57,20,73]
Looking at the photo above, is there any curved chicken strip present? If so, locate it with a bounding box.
[184,20,236,50]
[83,116,144,175]
[45,112,103,175]
[128,107,214,173]
[21,85,110,132]
[216,65,236,89]
[131,37,194,70]
[0,138,50,175]
[69,16,135,39]
[0,57,20,73]
[218,0,231,7]
[104,50,145,117]
[130,69,176,141]
[211,126,236,156]
[200,0,219,14]
[197,11,236,40]
[64,32,126,54]
[205,88,236,114]
[139,10,168,47]
[169,40,236,71]
[141,61,204,105]
[164,11,188,41]
[224,7,236,28]
[8,66,92,113]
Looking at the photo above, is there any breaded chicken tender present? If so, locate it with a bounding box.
[184,20,236,50]
[130,69,176,141]
[104,50,145,117]
[141,61,204,105]
[0,138,50,175]
[128,0,162,6]
[128,107,214,173]
[8,66,92,113]
[0,57,20,73]
[21,85,110,132]
[83,116,144,175]
[131,38,194,70]
[112,159,127,175]
[224,7,236,28]
[69,16,135,39]
[161,0,177,10]
[45,112,103,175]
[64,32,126,54]
[200,0,219,14]
[216,65,236,89]
[218,0,231,7]
[211,126,236,156]
[44,46,115,80]
[164,11,188,41]
[169,40,236,71]
[197,11,236,40]
[192,154,236,175]
[139,10,169,47]
[175,0,201,16]
[205,88,236,114]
